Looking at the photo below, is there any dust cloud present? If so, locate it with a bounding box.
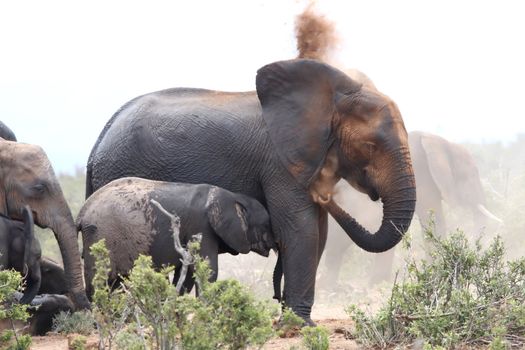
[295,3,339,62]
[219,3,523,320]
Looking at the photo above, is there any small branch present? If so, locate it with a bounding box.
[150,199,195,293]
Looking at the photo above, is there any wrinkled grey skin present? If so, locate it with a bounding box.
[0,121,16,141]
[0,140,89,309]
[0,206,41,303]
[78,177,275,298]
[39,257,67,295]
[85,59,416,323]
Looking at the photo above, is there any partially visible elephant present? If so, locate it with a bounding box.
[0,121,16,141]
[85,59,416,323]
[321,130,503,287]
[0,206,41,303]
[78,177,276,298]
[0,139,89,309]
[409,131,502,236]
[11,292,75,335]
[38,257,67,295]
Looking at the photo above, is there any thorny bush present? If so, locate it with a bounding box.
[91,238,277,350]
[347,227,525,349]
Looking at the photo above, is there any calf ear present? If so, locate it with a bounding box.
[206,188,251,254]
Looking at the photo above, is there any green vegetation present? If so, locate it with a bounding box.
[301,326,330,350]
[52,310,95,335]
[277,307,304,337]
[0,270,31,350]
[347,228,525,348]
[69,335,88,350]
[90,239,277,349]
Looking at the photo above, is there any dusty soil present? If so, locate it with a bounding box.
[29,305,361,349]
[30,316,358,350]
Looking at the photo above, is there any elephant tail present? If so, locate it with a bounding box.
[272,251,283,303]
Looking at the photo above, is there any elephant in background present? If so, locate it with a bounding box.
[78,177,276,298]
[0,139,89,309]
[321,130,503,287]
[0,121,16,141]
[0,206,41,303]
[85,59,416,323]
[409,131,502,236]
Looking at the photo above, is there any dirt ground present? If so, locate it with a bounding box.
[30,249,388,349]
[29,303,362,349]
[30,317,359,350]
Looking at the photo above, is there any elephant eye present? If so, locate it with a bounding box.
[31,182,48,196]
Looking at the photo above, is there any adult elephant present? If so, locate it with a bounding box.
[409,131,502,235]
[86,59,416,324]
[0,121,17,141]
[0,139,89,310]
[321,130,503,287]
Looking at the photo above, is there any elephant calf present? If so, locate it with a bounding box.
[77,177,276,297]
[0,207,42,304]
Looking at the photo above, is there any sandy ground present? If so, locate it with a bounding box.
[30,316,359,350]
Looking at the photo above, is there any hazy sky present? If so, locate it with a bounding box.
[1,1,524,173]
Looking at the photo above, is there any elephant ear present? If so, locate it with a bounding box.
[420,134,462,206]
[256,59,359,187]
[207,187,251,254]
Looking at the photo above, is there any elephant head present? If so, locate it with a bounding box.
[0,140,89,309]
[256,59,416,252]
[206,187,275,257]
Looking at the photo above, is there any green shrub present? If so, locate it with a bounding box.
[91,238,277,349]
[90,239,130,350]
[52,310,95,335]
[0,270,31,350]
[301,326,329,350]
[347,229,525,348]
[69,334,87,350]
[277,307,304,337]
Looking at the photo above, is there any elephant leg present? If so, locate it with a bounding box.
[274,209,325,305]
[369,249,396,286]
[471,207,489,240]
[320,239,349,288]
[317,208,328,263]
[416,197,446,238]
[273,204,320,325]
[173,235,219,296]
[199,235,219,283]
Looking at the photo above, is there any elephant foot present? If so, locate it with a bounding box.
[302,317,316,327]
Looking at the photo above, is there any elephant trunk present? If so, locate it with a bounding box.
[324,172,416,253]
[51,214,90,310]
